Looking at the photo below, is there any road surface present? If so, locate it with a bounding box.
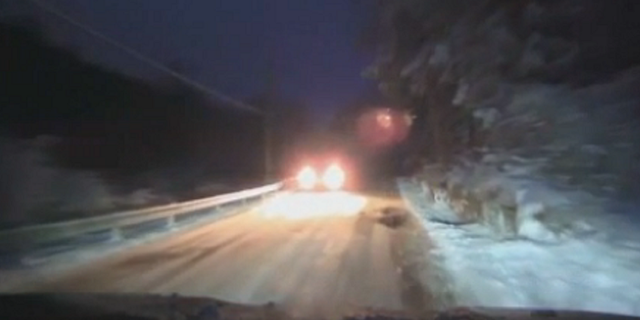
[12,191,450,319]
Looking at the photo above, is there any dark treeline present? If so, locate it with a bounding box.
[0,18,264,192]
[361,0,640,198]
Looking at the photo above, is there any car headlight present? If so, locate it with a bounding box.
[322,163,345,190]
[296,166,317,190]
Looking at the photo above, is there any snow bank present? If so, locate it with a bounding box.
[0,137,111,226]
[399,178,640,316]
[0,137,164,228]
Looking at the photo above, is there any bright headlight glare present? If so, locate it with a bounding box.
[322,164,345,190]
[297,166,317,190]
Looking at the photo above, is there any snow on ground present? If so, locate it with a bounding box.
[398,178,640,316]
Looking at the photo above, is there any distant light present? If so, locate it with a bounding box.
[356,107,411,149]
[376,111,393,129]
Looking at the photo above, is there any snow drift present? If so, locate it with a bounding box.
[400,178,640,316]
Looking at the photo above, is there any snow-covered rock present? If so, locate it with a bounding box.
[418,186,480,225]
[428,154,601,241]
[518,217,559,243]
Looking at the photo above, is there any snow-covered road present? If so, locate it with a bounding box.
[6,192,447,319]
[399,179,640,317]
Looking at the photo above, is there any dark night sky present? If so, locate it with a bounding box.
[5,0,375,123]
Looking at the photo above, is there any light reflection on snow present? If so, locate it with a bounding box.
[259,191,367,220]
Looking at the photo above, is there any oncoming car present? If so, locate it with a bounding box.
[285,155,354,191]
[296,162,345,191]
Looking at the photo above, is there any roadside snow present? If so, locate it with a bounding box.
[399,178,640,316]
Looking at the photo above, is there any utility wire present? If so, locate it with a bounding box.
[27,0,261,114]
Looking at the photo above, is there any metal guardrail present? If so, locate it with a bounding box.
[0,182,283,252]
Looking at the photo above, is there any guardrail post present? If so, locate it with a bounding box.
[166,215,176,229]
[110,228,123,242]
[260,193,268,205]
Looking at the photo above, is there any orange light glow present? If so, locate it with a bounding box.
[376,111,393,128]
[297,166,317,190]
[356,107,410,149]
[322,163,345,190]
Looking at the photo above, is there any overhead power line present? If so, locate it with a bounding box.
[27,0,261,114]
